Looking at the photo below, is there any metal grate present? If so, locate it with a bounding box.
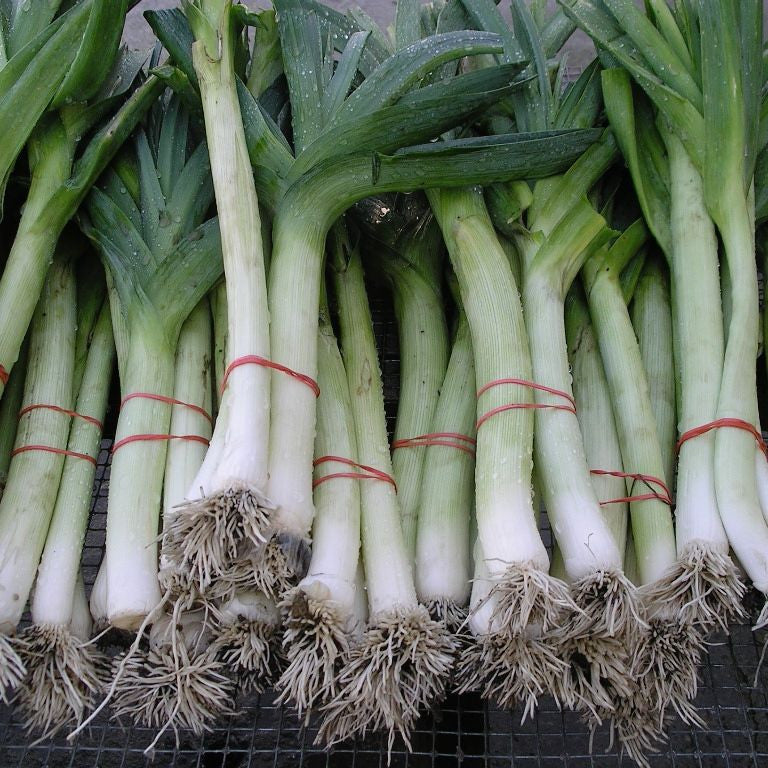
[2,294,768,768]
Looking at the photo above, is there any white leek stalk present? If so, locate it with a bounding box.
[631,256,676,492]
[277,290,361,720]
[519,188,639,716]
[429,185,574,715]
[319,226,455,749]
[0,252,75,699]
[660,132,744,628]
[415,307,475,625]
[173,0,273,593]
[16,298,113,736]
[565,286,628,552]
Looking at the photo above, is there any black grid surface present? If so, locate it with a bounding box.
[2,296,768,768]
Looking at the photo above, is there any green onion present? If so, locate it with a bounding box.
[565,284,627,553]
[361,201,448,557]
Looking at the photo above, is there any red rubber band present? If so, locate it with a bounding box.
[11,444,96,466]
[392,432,477,457]
[0,365,8,385]
[477,377,577,410]
[19,403,103,430]
[221,355,320,398]
[111,433,210,454]
[120,392,212,425]
[312,455,397,490]
[590,468,673,507]
[475,378,576,431]
[676,418,768,459]
[476,378,576,431]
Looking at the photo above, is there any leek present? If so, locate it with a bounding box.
[277,286,362,721]
[83,98,220,629]
[16,294,113,737]
[168,0,274,595]
[318,223,455,750]
[0,249,76,700]
[631,255,677,491]
[415,296,476,627]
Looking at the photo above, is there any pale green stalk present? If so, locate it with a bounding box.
[429,186,546,581]
[582,225,676,588]
[178,1,272,591]
[521,199,621,580]
[333,234,415,616]
[631,255,676,494]
[415,309,476,614]
[32,300,113,627]
[106,318,175,627]
[319,224,455,749]
[85,101,221,626]
[0,253,75,637]
[565,285,627,553]
[18,299,113,737]
[277,288,362,720]
[582,225,702,731]
[429,185,575,715]
[382,225,448,558]
[514,134,645,719]
[162,298,213,518]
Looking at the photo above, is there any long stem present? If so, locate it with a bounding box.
[0,117,72,396]
[523,207,623,579]
[713,191,768,599]
[582,253,676,586]
[415,310,475,608]
[303,295,361,612]
[319,224,454,748]
[276,291,362,719]
[428,186,547,577]
[332,230,415,614]
[162,298,213,517]
[565,286,627,552]
[386,245,449,558]
[266,212,326,540]
[32,300,113,627]
[189,0,270,498]
[0,254,76,633]
[105,316,175,629]
[631,255,677,495]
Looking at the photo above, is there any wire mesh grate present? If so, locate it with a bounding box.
[2,293,768,768]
